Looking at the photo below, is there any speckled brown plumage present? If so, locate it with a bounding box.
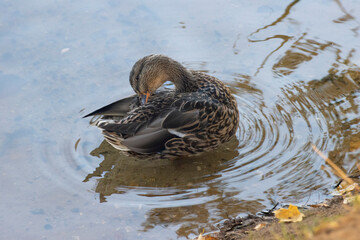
[84,55,239,158]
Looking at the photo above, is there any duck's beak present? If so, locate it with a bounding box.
[140,91,150,105]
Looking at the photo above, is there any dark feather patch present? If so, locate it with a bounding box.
[122,129,176,154]
[99,121,143,137]
[83,95,138,118]
[162,110,199,129]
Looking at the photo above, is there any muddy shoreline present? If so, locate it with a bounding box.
[198,194,360,240]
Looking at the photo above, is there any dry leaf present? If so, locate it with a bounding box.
[196,233,218,240]
[204,236,218,240]
[309,203,329,208]
[274,204,305,223]
[254,223,267,230]
[334,183,359,196]
[343,196,356,204]
[343,194,360,204]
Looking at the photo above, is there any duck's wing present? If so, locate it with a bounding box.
[99,109,200,154]
[83,95,138,118]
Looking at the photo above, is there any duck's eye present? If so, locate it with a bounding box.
[136,76,139,81]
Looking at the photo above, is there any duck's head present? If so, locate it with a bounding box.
[129,54,191,104]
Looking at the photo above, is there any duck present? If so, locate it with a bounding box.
[84,54,239,158]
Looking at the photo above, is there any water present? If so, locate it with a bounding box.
[1,0,360,239]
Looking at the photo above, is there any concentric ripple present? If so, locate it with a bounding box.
[41,75,346,208]
[55,75,341,209]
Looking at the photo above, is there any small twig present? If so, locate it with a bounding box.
[260,202,279,216]
[312,144,360,190]
[334,179,343,189]
[270,202,279,211]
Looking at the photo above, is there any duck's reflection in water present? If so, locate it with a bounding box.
[83,138,267,237]
[84,137,239,202]
[84,138,268,237]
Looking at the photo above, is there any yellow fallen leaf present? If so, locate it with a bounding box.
[274,204,305,223]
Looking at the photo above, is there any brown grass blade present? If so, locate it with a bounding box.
[312,144,359,190]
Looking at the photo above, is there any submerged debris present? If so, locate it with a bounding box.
[218,214,276,239]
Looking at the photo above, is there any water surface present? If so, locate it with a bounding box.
[1,0,360,239]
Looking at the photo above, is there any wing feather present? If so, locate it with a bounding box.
[83,95,138,118]
[87,93,221,155]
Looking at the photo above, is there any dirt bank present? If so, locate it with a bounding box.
[199,195,360,240]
